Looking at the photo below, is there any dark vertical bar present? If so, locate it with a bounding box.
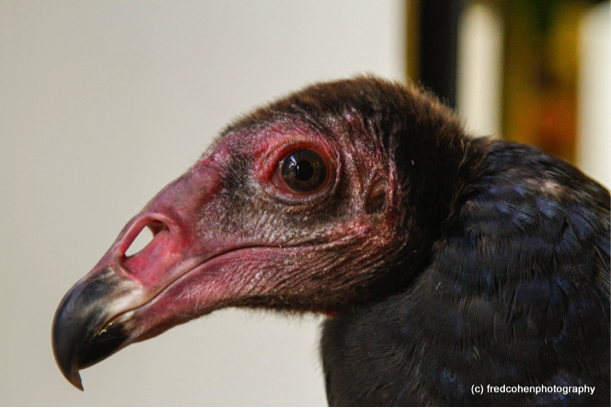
[418,0,463,108]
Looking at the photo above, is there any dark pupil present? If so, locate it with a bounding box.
[294,161,314,181]
[281,149,327,193]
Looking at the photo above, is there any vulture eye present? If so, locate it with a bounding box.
[280,149,328,193]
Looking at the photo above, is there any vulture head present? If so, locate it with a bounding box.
[52,77,610,405]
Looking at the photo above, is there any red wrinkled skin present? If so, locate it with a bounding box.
[80,114,405,345]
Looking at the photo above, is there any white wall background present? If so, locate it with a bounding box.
[0,1,404,405]
[457,3,503,139]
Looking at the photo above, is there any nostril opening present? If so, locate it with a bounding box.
[148,220,166,236]
[125,228,153,258]
[125,221,167,258]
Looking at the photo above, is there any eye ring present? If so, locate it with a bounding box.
[279,149,329,194]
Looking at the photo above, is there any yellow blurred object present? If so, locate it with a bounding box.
[502,1,594,163]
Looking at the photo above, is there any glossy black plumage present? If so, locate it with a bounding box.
[322,138,610,406]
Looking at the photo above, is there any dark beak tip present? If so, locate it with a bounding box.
[66,368,84,391]
[52,341,84,391]
[52,317,84,391]
[52,268,133,391]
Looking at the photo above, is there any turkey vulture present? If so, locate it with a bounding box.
[52,77,610,406]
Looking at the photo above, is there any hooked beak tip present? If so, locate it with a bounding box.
[52,267,133,391]
[52,328,84,390]
[66,368,84,391]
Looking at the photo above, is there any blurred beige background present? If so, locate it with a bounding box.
[0,1,607,406]
[0,1,404,405]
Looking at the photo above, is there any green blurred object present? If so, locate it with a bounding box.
[407,0,607,163]
[501,0,605,163]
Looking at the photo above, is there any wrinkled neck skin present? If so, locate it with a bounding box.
[219,109,485,316]
[199,117,409,315]
[330,113,488,311]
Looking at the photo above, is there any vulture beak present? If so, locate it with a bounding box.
[51,268,137,390]
[52,158,227,390]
